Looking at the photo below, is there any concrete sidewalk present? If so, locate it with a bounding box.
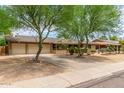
[8,61,124,88]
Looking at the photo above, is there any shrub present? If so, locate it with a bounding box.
[120,45,124,53]
[0,39,6,46]
[90,48,96,52]
[67,47,87,55]
[106,45,115,53]
[74,47,79,53]
[68,46,75,55]
[81,48,87,53]
[99,48,107,53]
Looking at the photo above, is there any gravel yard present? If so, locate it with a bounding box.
[0,54,124,85]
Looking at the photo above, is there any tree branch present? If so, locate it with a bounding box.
[20,16,39,33]
[42,22,53,41]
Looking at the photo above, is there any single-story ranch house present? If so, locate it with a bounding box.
[3,35,121,55]
[6,35,79,55]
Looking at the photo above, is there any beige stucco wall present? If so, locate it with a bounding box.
[91,45,96,50]
[0,46,5,55]
[11,43,25,54]
[11,43,51,55]
[27,43,51,54]
[27,44,38,54]
[53,50,67,54]
[42,44,51,54]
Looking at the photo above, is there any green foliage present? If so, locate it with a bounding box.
[81,48,88,53]
[99,48,107,53]
[90,48,96,52]
[106,44,115,52]
[8,5,72,61]
[9,5,72,33]
[119,40,124,45]
[0,39,6,46]
[109,36,118,41]
[0,7,17,34]
[58,5,120,56]
[120,45,124,52]
[67,46,75,55]
[99,36,108,40]
[73,47,79,53]
[119,40,124,53]
[67,47,88,55]
[74,47,87,53]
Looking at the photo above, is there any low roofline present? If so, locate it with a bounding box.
[6,36,121,46]
[8,41,79,45]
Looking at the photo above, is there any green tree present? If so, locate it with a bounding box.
[81,6,120,53]
[107,44,115,53]
[0,39,6,46]
[58,5,120,56]
[109,36,118,41]
[99,36,108,40]
[119,40,124,53]
[8,5,71,62]
[0,7,16,35]
[57,6,85,56]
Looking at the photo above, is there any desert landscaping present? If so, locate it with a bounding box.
[0,53,124,85]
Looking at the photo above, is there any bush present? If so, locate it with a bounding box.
[67,47,87,55]
[0,39,6,46]
[74,47,79,53]
[120,45,124,53]
[67,46,96,55]
[81,48,87,53]
[67,46,75,55]
[90,48,96,52]
[106,45,115,53]
[99,48,107,53]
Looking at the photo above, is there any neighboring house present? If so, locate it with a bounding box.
[90,39,121,53]
[91,39,121,49]
[5,36,121,55]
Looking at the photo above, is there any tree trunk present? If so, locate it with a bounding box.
[78,45,81,57]
[77,41,82,57]
[85,35,89,55]
[34,35,42,63]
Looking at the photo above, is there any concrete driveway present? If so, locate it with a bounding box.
[0,54,111,72]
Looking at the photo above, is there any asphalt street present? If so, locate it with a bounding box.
[71,70,124,88]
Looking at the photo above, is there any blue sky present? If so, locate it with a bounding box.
[12,28,58,38]
[116,6,124,39]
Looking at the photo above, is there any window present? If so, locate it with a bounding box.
[52,44,67,50]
